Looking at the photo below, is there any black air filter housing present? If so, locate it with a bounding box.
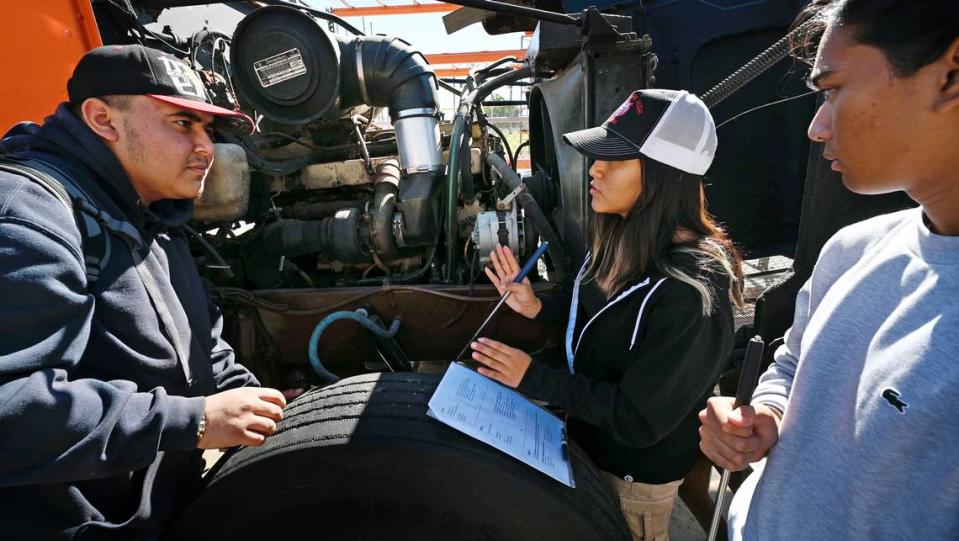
[231,6,342,125]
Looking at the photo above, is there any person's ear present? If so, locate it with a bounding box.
[933,36,959,114]
[79,98,121,142]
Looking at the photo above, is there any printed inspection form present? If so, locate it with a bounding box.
[427,362,575,487]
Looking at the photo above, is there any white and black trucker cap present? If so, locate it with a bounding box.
[562,89,717,176]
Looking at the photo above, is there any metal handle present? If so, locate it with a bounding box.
[733,336,765,409]
[707,336,765,541]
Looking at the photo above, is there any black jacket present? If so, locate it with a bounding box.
[519,254,734,484]
[0,105,257,540]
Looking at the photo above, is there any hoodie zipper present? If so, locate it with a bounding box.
[565,253,656,373]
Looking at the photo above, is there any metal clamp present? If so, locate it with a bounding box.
[354,39,371,105]
[394,107,437,120]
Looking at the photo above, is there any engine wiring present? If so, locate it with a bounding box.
[716,90,818,130]
[511,140,530,174]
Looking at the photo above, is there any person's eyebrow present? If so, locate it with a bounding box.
[169,110,214,127]
[805,69,834,91]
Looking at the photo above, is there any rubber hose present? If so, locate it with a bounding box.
[340,35,439,118]
[465,66,533,108]
[445,114,469,280]
[445,66,533,280]
[308,310,402,383]
[459,133,475,203]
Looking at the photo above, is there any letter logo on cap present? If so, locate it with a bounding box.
[157,56,207,100]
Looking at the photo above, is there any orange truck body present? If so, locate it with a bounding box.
[1,1,101,133]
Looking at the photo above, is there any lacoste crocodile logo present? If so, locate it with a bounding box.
[881,388,908,414]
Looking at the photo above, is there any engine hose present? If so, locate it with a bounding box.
[356,242,437,286]
[340,35,439,119]
[183,224,234,279]
[446,66,534,280]
[486,153,570,281]
[701,18,818,109]
[483,120,514,171]
[470,57,521,83]
[463,66,533,110]
[511,140,530,172]
[188,29,232,66]
[459,133,475,203]
[445,114,469,280]
[308,310,402,383]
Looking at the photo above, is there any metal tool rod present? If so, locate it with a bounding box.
[455,293,510,362]
[455,242,549,363]
[707,471,733,541]
[707,335,765,541]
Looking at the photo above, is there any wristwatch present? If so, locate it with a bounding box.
[196,414,207,444]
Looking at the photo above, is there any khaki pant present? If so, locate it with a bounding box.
[604,472,683,541]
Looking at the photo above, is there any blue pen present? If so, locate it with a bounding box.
[456,242,549,364]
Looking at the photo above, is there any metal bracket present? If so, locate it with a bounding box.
[496,183,526,210]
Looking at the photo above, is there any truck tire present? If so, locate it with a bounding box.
[165,372,629,540]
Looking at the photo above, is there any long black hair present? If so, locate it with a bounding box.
[584,158,744,315]
[793,0,959,75]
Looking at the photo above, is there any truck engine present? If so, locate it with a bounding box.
[172,4,553,290]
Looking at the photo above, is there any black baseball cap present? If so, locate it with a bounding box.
[67,44,255,135]
[563,88,717,176]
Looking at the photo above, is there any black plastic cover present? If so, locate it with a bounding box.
[230,5,341,125]
[526,13,634,75]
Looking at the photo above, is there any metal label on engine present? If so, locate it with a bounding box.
[253,48,308,88]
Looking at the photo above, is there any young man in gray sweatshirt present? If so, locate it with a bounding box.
[698,1,959,539]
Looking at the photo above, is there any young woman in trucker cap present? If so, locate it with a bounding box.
[470,88,744,540]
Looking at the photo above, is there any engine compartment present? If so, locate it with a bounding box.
[153,4,558,293]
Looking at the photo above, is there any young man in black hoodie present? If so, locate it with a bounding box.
[0,45,286,540]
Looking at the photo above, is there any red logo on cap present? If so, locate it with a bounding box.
[608,93,644,125]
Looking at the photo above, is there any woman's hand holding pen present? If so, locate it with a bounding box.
[475,245,539,386]
[470,337,532,388]
[486,244,542,319]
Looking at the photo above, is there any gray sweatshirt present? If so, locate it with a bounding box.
[728,208,959,540]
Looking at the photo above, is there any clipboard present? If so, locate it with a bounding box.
[427,362,575,487]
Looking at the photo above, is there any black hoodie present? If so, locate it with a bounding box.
[0,105,257,540]
[519,254,734,484]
